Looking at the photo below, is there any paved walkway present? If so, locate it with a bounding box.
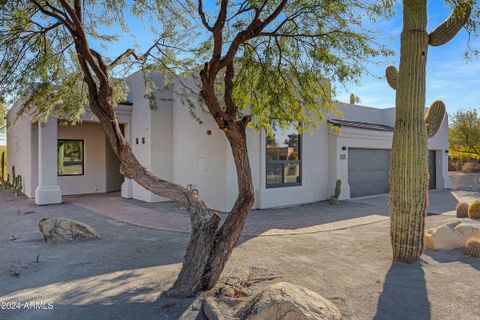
[66,189,470,237]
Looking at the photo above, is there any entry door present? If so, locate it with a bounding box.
[348,149,390,198]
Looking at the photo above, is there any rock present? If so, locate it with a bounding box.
[38,217,100,243]
[462,162,480,173]
[424,221,480,250]
[234,282,341,320]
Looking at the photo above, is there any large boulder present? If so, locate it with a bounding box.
[234,282,341,320]
[38,217,100,243]
[462,162,480,173]
[424,221,480,250]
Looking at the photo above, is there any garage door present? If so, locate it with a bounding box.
[348,149,390,197]
[348,149,437,198]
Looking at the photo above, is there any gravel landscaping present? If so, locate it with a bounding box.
[0,189,479,320]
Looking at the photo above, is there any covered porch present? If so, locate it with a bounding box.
[33,106,133,205]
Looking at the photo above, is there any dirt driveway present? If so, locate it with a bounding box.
[0,190,479,320]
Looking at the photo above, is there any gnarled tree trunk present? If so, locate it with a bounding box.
[31,0,280,299]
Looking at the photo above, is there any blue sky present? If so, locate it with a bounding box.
[336,2,480,114]
[95,2,480,116]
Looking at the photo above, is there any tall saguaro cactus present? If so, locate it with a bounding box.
[387,1,471,263]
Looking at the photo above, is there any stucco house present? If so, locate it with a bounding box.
[6,71,451,212]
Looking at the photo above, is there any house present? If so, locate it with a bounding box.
[6,71,451,211]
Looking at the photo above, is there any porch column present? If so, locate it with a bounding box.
[35,118,62,205]
[121,122,133,198]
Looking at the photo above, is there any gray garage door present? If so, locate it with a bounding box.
[348,149,437,198]
[348,149,390,198]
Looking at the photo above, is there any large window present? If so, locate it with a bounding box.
[266,121,301,188]
[58,140,84,176]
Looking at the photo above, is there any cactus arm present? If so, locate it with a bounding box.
[425,100,446,138]
[429,2,472,47]
[385,65,398,90]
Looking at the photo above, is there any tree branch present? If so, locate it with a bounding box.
[198,0,213,32]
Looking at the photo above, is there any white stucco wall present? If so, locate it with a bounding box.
[6,73,451,210]
[126,71,174,202]
[58,122,108,195]
[6,104,37,197]
[171,88,230,211]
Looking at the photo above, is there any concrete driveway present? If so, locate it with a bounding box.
[67,189,465,237]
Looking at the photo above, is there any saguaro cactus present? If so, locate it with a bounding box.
[386,1,471,263]
[329,179,342,205]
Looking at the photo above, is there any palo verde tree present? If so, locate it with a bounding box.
[449,108,480,159]
[0,0,393,297]
[385,0,474,263]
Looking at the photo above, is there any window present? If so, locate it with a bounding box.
[266,121,302,188]
[58,140,84,176]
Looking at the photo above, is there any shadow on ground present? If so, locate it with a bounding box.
[374,262,431,320]
[425,249,480,271]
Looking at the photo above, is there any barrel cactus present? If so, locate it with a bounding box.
[468,200,480,219]
[464,238,480,258]
[456,202,469,218]
[386,1,471,263]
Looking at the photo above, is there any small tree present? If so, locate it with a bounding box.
[0,0,393,297]
[450,108,480,159]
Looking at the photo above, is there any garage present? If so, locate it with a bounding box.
[348,149,437,198]
[348,148,390,197]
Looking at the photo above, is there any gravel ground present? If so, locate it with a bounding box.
[0,189,479,320]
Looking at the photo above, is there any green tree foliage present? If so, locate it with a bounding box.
[449,108,480,159]
[0,1,394,131]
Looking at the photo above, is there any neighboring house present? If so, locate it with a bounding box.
[7,71,451,211]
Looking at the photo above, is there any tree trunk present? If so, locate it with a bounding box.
[166,121,255,297]
[390,0,429,263]
[86,94,226,298]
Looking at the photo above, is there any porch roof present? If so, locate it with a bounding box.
[328,119,394,132]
